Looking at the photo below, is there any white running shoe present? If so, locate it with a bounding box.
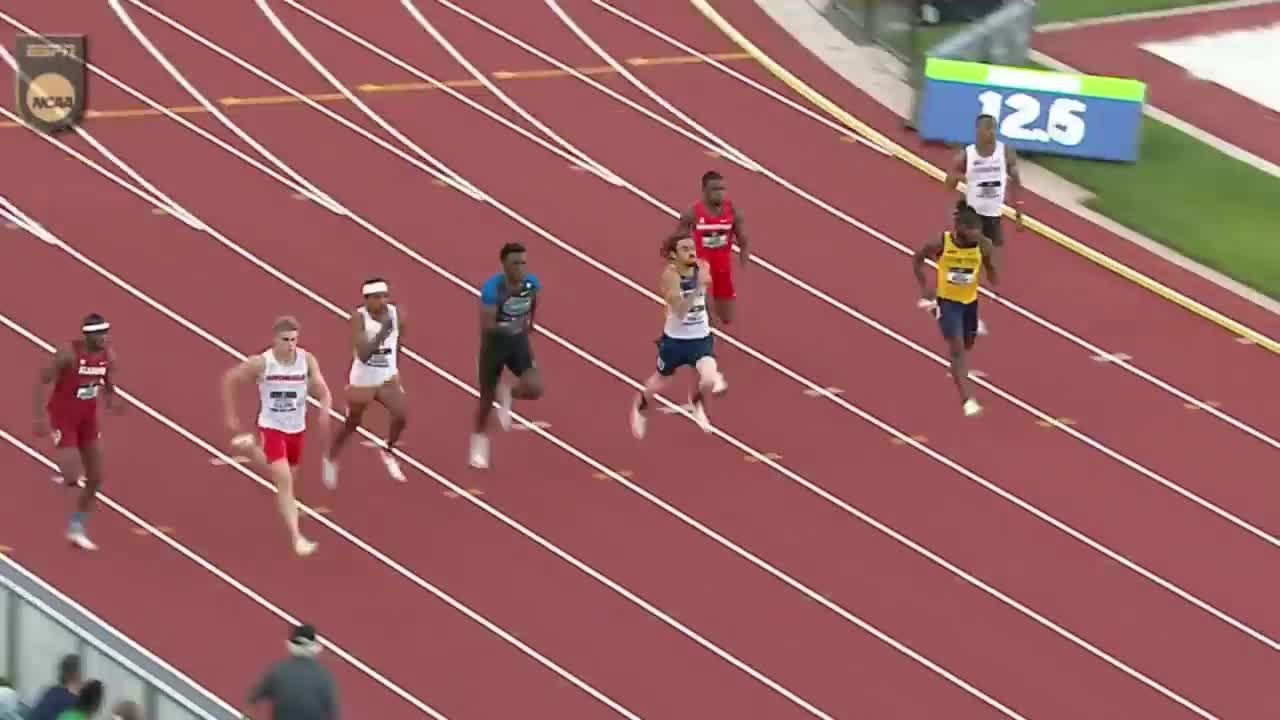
[496,383,513,431]
[321,457,338,490]
[963,398,984,417]
[294,536,318,557]
[66,529,97,551]
[691,397,712,433]
[630,402,647,440]
[977,318,989,336]
[469,433,490,469]
[380,449,406,482]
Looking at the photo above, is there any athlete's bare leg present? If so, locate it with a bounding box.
[322,386,373,489]
[269,459,315,556]
[511,368,543,401]
[373,379,408,482]
[947,334,983,416]
[629,372,671,439]
[66,442,104,550]
[52,446,84,488]
[689,357,725,432]
[712,298,736,326]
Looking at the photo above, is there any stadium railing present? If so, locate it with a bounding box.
[0,554,239,720]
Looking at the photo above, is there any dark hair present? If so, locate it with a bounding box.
[700,170,723,188]
[976,113,997,126]
[58,654,81,684]
[499,242,526,261]
[74,680,103,712]
[955,203,982,228]
[661,235,686,258]
[363,276,385,286]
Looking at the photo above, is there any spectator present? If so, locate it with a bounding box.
[28,654,83,720]
[110,700,141,720]
[0,676,22,720]
[55,679,103,720]
[246,623,338,720]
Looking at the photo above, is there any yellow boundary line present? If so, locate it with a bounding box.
[690,0,1280,354]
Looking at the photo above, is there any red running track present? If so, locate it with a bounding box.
[0,0,1276,718]
[1035,1,1280,167]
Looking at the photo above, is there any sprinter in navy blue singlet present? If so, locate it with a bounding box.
[471,242,544,468]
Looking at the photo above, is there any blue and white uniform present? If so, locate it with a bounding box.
[478,272,541,387]
[656,265,713,376]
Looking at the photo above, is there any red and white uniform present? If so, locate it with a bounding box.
[256,348,310,466]
[691,199,737,299]
[47,340,111,450]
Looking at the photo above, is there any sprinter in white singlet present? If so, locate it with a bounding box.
[943,113,1023,335]
[323,278,410,488]
[221,315,333,557]
[630,236,728,439]
[944,113,1024,248]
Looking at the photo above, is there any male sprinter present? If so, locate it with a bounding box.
[667,170,751,325]
[912,204,998,417]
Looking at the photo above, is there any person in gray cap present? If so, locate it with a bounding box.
[245,624,338,720]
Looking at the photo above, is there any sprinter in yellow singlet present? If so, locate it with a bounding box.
[912,203,999,417]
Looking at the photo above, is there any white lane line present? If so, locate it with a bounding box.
[541,0,761,172]
[107,0,347,215]
[0,210,641,719]
[417,0,1280,547]
[0,390,450,719]
[77,1,1280,649]
[246,0,486,201]
[579,0,1280,452]
[386,0,622,186]
[2,132,832,720]
[0,77,1239,720]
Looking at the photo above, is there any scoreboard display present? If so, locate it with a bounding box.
[917,58,1146,162]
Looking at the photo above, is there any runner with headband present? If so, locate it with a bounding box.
[33,313,122,551]
[322,277,409,488]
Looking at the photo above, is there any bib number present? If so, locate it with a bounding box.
[702,232,728,249]
[947,268,976,285]
[269,391,299,413]
[76,383,101,400]
[975,180,1002,198]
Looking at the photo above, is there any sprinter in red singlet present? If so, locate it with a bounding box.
[32,314,121,551]
[667,170,751,326]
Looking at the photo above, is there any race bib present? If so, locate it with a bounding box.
[76,383,100,400]
[702,231,728,248]
[947,267,976,285]
[270,391,299,412]
[367,348,390,367]
[975,180,1002,198]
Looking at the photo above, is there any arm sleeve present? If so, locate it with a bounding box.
[479,276,499,306]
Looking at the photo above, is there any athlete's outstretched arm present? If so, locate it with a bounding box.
[1005,147,1024,220]
[395,305,408,344]
[351,312,394,363]
[942,151,966,192]
[305,352,333,415]
[32,347,73,435]
[912,240,944,298]
[103,348,121,413]
[666,207,695,242]
[732,206,751,266]
[978,236,1000,287]
[220,355,266,435]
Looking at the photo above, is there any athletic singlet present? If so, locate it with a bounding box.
[256,348,309,433]
[964,142,1007,217]
[692,199,735,261]
[47,340,111,417]
[481,272,541,335]
[663,265,711,340]
[935,232,983,305]
[349,304,399,384]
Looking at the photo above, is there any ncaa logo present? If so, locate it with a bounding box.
[15,34,88,134]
